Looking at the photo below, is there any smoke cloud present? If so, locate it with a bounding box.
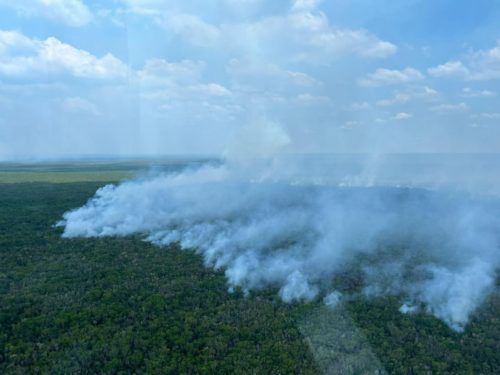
[58,123,500,332]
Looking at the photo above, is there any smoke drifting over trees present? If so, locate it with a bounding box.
[59,123,500,331]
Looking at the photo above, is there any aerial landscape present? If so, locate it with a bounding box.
[1,1,499,374]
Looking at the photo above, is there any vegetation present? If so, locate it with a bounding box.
[0,181,318,374]
[0,171,131,183]
[0,159,212,183]
[0,165,498,373]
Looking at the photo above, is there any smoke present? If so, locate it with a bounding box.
[58,122,500,332]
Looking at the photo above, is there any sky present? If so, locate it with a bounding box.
[0,0,499,159]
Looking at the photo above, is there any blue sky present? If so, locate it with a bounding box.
[0,0,499,158]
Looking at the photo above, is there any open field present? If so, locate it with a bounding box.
[0,159,212,183]
[0,171,132,183]
[0,163,499,373]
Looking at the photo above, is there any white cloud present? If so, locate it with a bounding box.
[307,27,397,59]
[377,93,411,106]
[0,30,128,79]
[341,120,359,129]
[224,0,264,10]
[0,32,237,123]
[252,9,396,61]
[430,103,469,113]
[360,67,424,87]
[428,61,469,79]
[0,29,38,57]
[461,87,497,98]
[137,58,232,98]
[350,101,371,110]
[287,71,321,86]
[292,0,323,11]
[293,93,331,105]
[121,0,264,15]
[189,83,232,96]
[160,14,221,47]
[121,2,223,47]
[393,112,413,120]
[135,58,234,119]
[471,112,500,120]
[121,0,396,63]
[225,58,332,112]
[137,58,205,87]
[0,0,92,27]
[422,86,440,98]
[41,37,128,78]
[466,41,500,80]
[227,58,320,87]
[377,86,439,106]
[428,41,500,81]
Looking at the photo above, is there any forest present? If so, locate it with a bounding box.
[0,164,498,374]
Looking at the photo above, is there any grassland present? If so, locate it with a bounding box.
[0,162,498,374]
[0,171,132,183]
[0,159,211,183]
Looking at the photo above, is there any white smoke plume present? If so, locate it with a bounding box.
[58,121,500,332]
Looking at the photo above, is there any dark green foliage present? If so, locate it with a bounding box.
[0,181,498,374]
[0,183,317,374]
[346,295,500,374]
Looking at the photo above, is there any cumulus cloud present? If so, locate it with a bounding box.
[189,83,232,96]
[0,32,232,106]
[393,112,412,120]
[430,103,469,113]
[136,58,233,105]
[120,0,396,62]
[293,93,331,106]
[350,101,371,110]
[159,14,222,47]
[461,87,497,98]
[428,41,500,81]
[0,30,128,79]
[377,87,439,106]
[467,41,500,80]
[227,58,321,87]
[360,67,424,87]
[292,0,323,11]
[234,9,396,62]
[0,0,93,27]
[137,58,206,87]
[377,93,410,107]
[471,112,500,120]
[428,61,470,79]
